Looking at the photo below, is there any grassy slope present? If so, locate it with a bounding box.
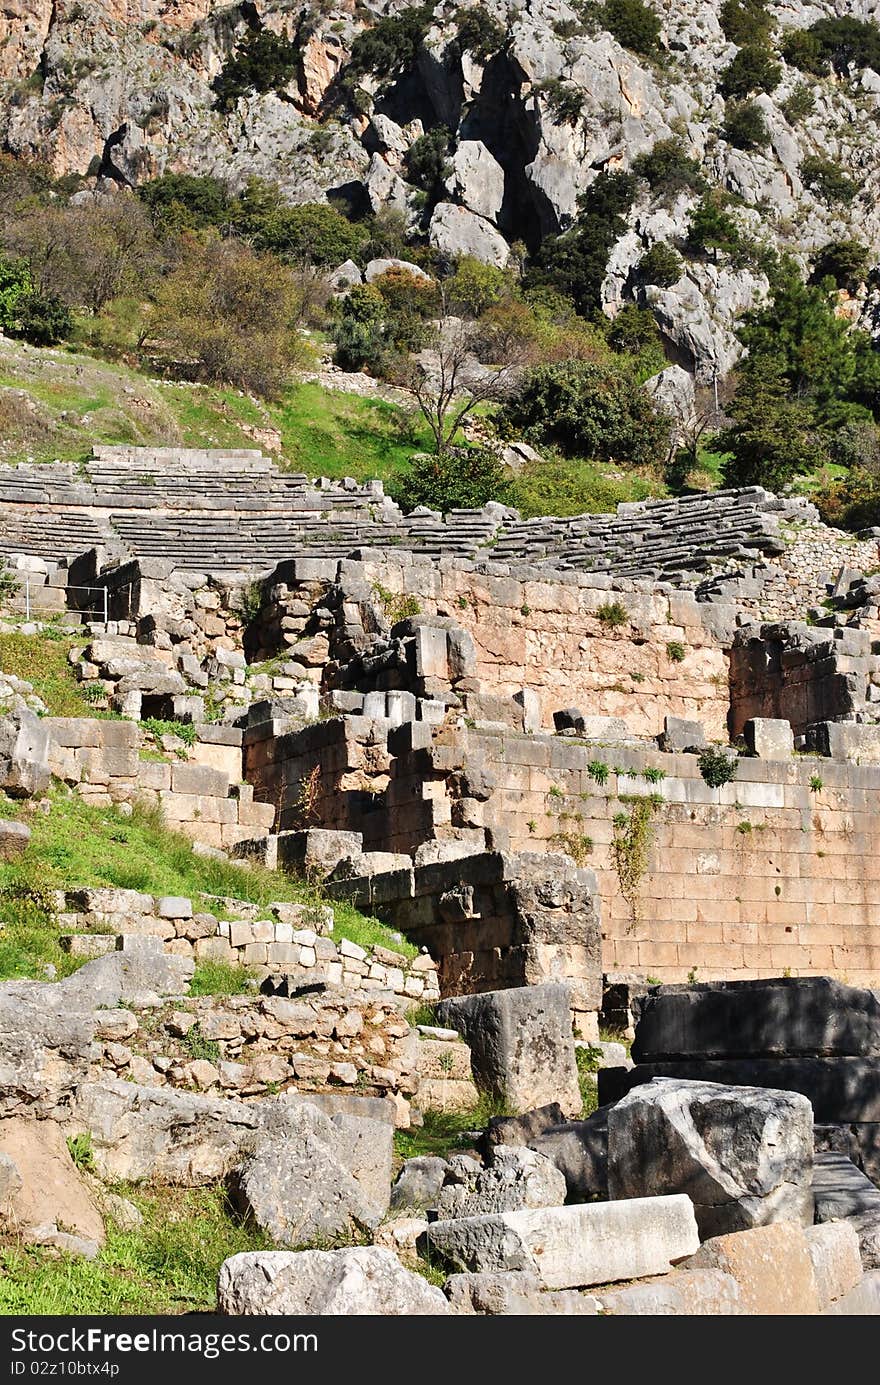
[0,339,431,484]
[0,791,415,982]
[0,1187,269,1315]
[0,628,107,716]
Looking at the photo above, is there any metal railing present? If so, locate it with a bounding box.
[19,579,134,624]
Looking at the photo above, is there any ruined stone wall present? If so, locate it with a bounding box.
[352,555,733,739]
[45,718,274,852]
[728,624,880,739]
[256,716,880,991]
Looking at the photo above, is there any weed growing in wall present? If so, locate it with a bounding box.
[698,746,739,787]
[612,793,662,930]
[596,600,629,628]
[666,640,686,662]
[372,581,421,624]
[588,759,610,785]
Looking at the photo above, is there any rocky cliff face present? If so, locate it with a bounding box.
[3,0,880,380]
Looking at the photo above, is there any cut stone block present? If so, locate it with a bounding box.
[218,1247,449,1315]
[684,1223,820,1316]
[426,1195,700,1288]
[743,717,794,759]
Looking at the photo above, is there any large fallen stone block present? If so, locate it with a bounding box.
[599,1057,880,1123]
[850,1210,880,1270]
[218,1247,450,1315]
[0,1116,105,1246]
[824,1270,880,1315]
[685,1223,820,1315]
[596,1268,743,1316]
[805,1223,863,1310]
[632,977,880,1062]
[0,984,96,1117]
[485,1104,566,1149]
[70,1082,393,1198]
[436,983,581,1116]
[0,708,50,797]
[229,1105,385,1245]
[426,1195,700,1289]
[607,1078,813,1237]
[814,1122,880,1186]
[390,1156,449,1213]
[443,1271,598,1316]
[436,1146,567,1220]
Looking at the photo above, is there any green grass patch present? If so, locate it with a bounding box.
[273,382,429,483]
[0,1186,269,1315]
[189,960,256,996]
[509,456,659,520]
[0,792,414,980]
[393,1096,511,1165]
[0,630,102,717]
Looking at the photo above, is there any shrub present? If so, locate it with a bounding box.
[138,173,231,230]
[446,256,512,316]
[719,0,773,46]
[723,98,770,150]
[392,445,510,511]
[718,356,827,489]
[800,155,857,205]
[251,201,368,265]
[606,304,665,370]
[637,242,683,287]
[455,5,506,62]
[405,127,451,193]
[603,0,661,55]
[698,746,739,787]
[720,43,781,98]
[504,359,670,468]
[534,78,585,125]
[686,191,741,260]
[780,82,815,124]
[811,239,871,291]
[14,291,72,345]
[632,137,705,196]
[213,27,301,110]
[596,600,628,627]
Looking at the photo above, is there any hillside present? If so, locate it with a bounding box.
[3,0,880,387]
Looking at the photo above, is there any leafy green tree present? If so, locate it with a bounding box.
[251,201,368,265]
[213,27,301,111]
[139,173,232,230]
[686,192,741,261]
[393,444,510,511]
[800,155,857,206]
[720,43,781,97]
[502,358,670,468]
[527,172,637,315]
[811,239,871,291]
[0,256,70,345]
[632,137,705,196]
[0,256,32,331]
[605,304,666,376]
[780,82,816,124]
[405,127,451,194]
[718,356,827,489]
[637,242,683,287]
[446,256,512,316]
[723,99,770,150]
[719,0,773,46]
[784,18,880,76]
[602,0,662,55]
[344,5,433,89]
[534,79,585,126]
[455,5,506,62]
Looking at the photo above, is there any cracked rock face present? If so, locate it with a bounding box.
[606,1076,815,1238]
[4,0,880,379]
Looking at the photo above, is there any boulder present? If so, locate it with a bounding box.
[642,365,696,428]
[390,1155,449,1213]
[597,1268,743,1316]
[229,1105,383,1246]
[684,1223,821,1316]
[436,1146,567,1220]
[0,982,96,1116]
[444,1271,598,1315]
[364,258,432,285]
[436,983,581,1116]
[218,1247,450,1316]
[426,1195,700,1288]
[0,707,50,796]
[607,1078,813,1237]
[446,140,505,223]
[631,977,880,1061]
[429,203,510,268]
[659,716,706,753]
[0,1116,105,1245]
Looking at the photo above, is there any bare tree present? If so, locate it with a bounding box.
[395,288,529,454]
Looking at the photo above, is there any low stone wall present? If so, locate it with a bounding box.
[45,718,274,852]
[57,887,441,1004]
